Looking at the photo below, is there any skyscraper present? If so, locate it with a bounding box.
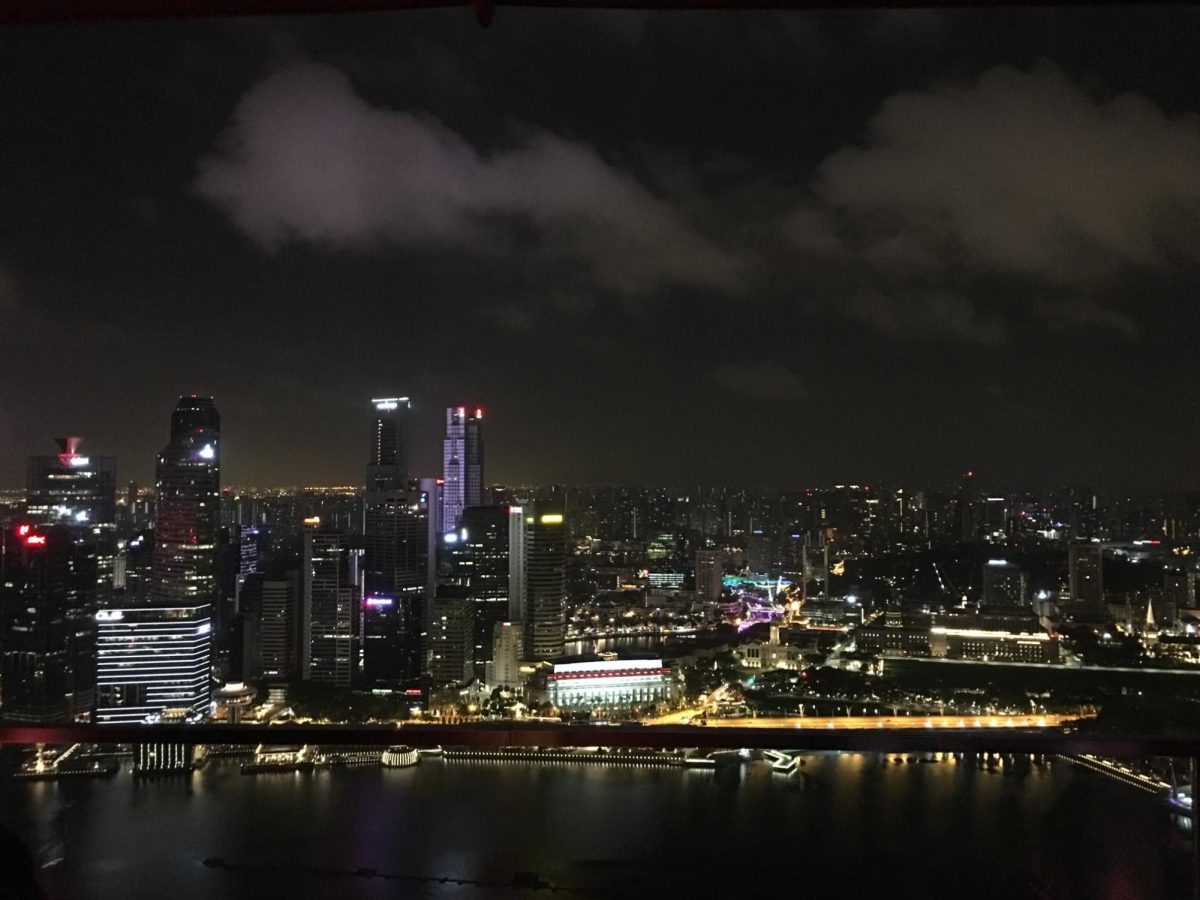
[695,549,723,603]
[523,501,567,662]
[488,621,523,689]
[151,396,220,610]
[441,406,484,532]
[419,476,443,603]
[1069,543,1106,618]
[366,397,410,498]
[957,470,976,543]
[94,397,219,724]
[26,437,118,606]
[981,559,1028,607]
[303,524,358,687]
[0,523,97,723]
[362,489,428,686]
[94,602,211,723]
[259,574,301,686]
[428,585,475,687]
[234,525,261,610]
[508,505,527,622]
[25,437,116,527]
[442,505,510,677]
[361,396,426,687]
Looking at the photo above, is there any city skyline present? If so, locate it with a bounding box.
[8,397,1200,496]
[3,7,1200,897]
[1,7,1198,490]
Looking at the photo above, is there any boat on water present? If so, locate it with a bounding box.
[382,746,421,768]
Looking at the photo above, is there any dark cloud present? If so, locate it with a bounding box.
[0,264,17,313]
[712,361,810,400]
[867,9,948,43]
[196,63,746,299]
[778,64,1200,342]
[1034,298,1136,335]
[842,289,1008,346]
[812,65,1200,283]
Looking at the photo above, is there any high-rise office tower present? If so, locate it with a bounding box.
[1166,569,1198,611]
[981,559,1028,607]
[26,437,116,527]
[508,505,527,622]
[238,573,264,682]
[235,525,260,594]
[746,531,771,574]
[419,476,444,603]
[366,397,411,498]
[957,470,976,543]
[428,586,475,686]
[93,397,218,725]
[303,524,357,687]
[442,506,510,677]
[487,621,523,689]
[362,489,428,686]
[259,575,301,686]
[151,396,220,610]
[695,549,723,602]
[361,395,425,687]
[0,524,97,723]
[441,406,484,532]
[94,601,212,723]
[523,501,567,661]
[113,530,153,602]
[26,437,117,605]
[1069,543,1106,618]
[982,497,1008,543]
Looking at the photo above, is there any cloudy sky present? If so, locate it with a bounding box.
[1,7,1198,490]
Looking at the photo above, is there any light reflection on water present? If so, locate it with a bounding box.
[0,752,1192,900]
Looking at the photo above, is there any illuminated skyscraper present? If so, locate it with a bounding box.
[428,586,475,687]
[26,437,118,606]
[441,505,510,677]
[0,523,97,723]
[259,575,301,685]
[361,491,428,686]
[487,621,523,689]
[366,397,411,498]
[957,470,976,543]
[981,559,1028,607]
[1069,543,1106,618]
[441,406,484,532]
[523,501,567,661]
[151,396,220,609]
[26,437,116,527]
[303,524,358,688]
[695,549,723,603]
[94,602,212,723]
[508,505,526,622]
[101,396,221,723]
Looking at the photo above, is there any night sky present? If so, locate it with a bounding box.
[1,7,1198,491]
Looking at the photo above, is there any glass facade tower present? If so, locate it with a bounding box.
[441,406,483,532]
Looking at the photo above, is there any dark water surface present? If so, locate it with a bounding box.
[0,753,1190,899]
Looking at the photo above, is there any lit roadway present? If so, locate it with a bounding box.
[1,720,1198,756]
[647,713,1078,730]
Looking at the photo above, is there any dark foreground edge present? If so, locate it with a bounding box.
[0,0,1181,26]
